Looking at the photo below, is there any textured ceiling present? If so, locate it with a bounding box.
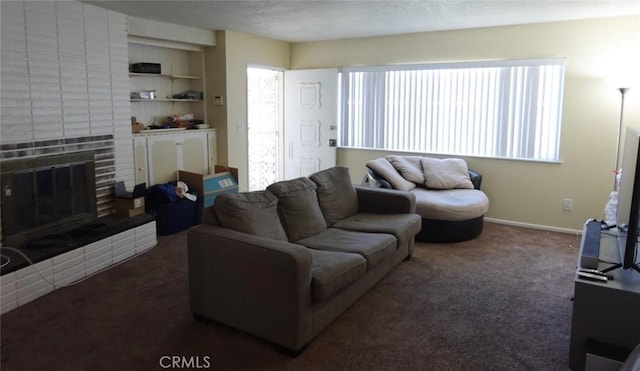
[86,0,640,42]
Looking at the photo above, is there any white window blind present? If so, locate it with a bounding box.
[338,58,565,161]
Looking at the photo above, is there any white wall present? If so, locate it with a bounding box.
[127,15,216,46]
[0,1,134,186]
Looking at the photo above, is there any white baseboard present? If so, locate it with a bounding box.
[484,218,582,235]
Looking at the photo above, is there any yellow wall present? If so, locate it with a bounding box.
[208,31,290,189]
[205,32,228,165]
[290,16,640,232]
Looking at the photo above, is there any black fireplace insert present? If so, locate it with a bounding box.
[1,152,98,247]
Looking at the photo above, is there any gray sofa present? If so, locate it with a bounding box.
[187,166,422,353]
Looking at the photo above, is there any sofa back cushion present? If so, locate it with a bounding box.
[309,166,359,226]
[365,158,416,191]
[267,177,327,241]
[214,190,288,241]
[420,157,474,189]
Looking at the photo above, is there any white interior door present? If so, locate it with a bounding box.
[284,68,337,179]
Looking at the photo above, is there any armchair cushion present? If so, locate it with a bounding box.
[365,158,416,191]
[420,157,474,189]
[213,191,288,241]
[310,166,359,226]
[386,155,425,184]
[267,177,327,242]
[414,188,489,221]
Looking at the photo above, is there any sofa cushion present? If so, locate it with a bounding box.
[309,166,359,226]
[267,177,327,241]
[413,188,489,221]
[213,191,288,241]
[297,228,396,271]
[386,155,425,184]
[332,213,422,247]
[420,157,474,190]
[365,158,416,191]
[309,249,367,303]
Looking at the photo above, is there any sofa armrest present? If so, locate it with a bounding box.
[355,185,416,214]
[469,170,482,190]
[187,224,313,351]
[200,205,220,225]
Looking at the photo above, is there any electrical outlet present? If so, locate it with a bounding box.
[563,198,573,211]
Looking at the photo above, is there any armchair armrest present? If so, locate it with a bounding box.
[187,224,313,351]
[355,185,416,214]
[469,169,482,190]
[365,169,393,189]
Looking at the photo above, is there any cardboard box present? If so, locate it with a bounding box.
[115,197,145,217]
[179,165,239,207]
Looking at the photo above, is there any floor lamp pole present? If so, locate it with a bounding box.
[614,87,629,191]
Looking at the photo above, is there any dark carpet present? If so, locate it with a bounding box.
[0,222,580,371]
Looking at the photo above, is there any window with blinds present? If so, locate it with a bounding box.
[337,58,565,161]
